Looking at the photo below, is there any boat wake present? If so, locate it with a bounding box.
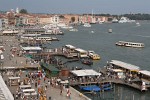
[135,35,150,38]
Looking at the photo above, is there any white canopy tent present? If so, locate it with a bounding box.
[139,70,150,77]
[110,60,140,71]
[71,69,101,77]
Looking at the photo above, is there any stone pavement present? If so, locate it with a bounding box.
[1,36,39,69]
[0,35,91,100]
[2,70,91,100]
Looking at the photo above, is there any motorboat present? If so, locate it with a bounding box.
[88,51,100,60]
[79,83,112,92]
[136,22,141,26]
[79,85,100,92]
[108,29,112,33]
[83,23,91,27]
[81,58,93,65]
[91,31,94,33]
[69,28,78,32]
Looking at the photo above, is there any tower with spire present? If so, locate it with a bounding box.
[16,7,19,13]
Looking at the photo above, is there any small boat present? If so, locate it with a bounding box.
[136,22,141,26]
[83,23,91,27]
[81,58,93,65]
[69,28,78,32]
[108,29,112,33]
[91,31,94,33]
[88,51,100,60]
[116,41,144,48]
[79,85,101,92]
[79,84,112,92]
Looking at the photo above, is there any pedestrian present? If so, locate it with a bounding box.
[44,77,46,82]
[48,80,50,87]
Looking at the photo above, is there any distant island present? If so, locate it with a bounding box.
[86,13,150,20]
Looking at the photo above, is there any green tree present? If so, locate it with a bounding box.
[71,17,75,23]
[19,9,28,14]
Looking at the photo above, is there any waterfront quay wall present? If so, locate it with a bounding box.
[70,86,91,100]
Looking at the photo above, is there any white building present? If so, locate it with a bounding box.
[51,15,60,24]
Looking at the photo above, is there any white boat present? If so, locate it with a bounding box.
[118,17,135,23]
[112,18,118,23]
[116,41,144,48]
[69,28,78,32]
[88,51,100,60]
[108,29,112,33]
[83,23,91,27]
[35,37,52,41]
[136,22,141,26]
[91,31,94,33]
[61,26,73,29]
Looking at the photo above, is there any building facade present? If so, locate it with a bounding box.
[0,19,2,31]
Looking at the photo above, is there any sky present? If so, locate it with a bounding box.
[0,0,150,14]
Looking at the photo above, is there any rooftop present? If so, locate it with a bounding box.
[110,60,140,71]
[71,69,101,77]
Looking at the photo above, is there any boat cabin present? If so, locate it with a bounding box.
[64,45,77,57]
[74,48,88,58]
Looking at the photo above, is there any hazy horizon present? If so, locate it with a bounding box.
[0,0,150,14]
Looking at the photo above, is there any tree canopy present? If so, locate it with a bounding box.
[71,17,75,22]
[19,9,28,14]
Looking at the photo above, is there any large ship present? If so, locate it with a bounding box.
[118,17,135,23]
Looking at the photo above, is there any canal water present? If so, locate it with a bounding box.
[48,21,150,100]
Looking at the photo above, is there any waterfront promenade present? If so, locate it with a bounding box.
[0,36,39,69]
[0,35,91,100]
[2,70,91,100]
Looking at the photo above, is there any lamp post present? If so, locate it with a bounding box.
[0,59,3,76]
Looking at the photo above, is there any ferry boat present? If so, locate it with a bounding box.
[115,41,144,48]
[83,23,91,27]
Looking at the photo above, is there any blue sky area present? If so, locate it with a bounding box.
[0,0,150,14]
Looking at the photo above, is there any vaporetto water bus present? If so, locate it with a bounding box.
[115,41,144,48]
